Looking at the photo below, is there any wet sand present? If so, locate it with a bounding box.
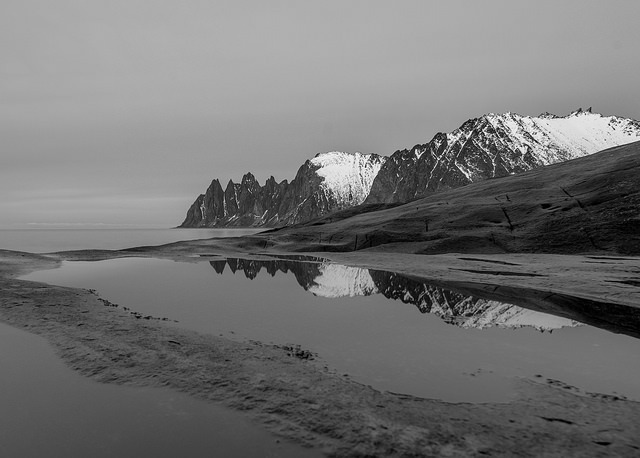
[2,249,640,456]
[0,320,319,458]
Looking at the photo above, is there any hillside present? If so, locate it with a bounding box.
[259,141,640,256]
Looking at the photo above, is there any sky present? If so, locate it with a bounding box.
[1,0,639,228]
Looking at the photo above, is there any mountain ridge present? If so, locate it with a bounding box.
[180,109,640,228]
[180,151,385,228]
[365,108,640,204]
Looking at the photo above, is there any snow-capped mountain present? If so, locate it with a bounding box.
[180,151,385,227]
[209,258,579,331]
[365,108,640,203]
[180,109,640,227]
[310,152,386,208]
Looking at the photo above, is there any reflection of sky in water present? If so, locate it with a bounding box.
[0,322,317,458]
[25,257,640,404]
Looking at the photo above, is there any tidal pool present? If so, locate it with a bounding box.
[0,322,318,458]
[24,256,640,404]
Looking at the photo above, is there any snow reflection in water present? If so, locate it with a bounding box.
[211,258,580,332]
[25,256,640,403]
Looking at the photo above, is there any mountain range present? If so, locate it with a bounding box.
[180,109,640,228]
[180,151,385,227]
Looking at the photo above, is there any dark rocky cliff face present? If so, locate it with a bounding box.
[179,165,323,228]
[179,152,385,228]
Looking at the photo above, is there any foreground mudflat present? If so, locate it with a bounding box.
[2,250,640,457]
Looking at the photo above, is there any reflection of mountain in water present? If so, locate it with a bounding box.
[306,264,378,298]
[210,258,322,289]
[367,269,578,331]
[209,258,578,331]
[210,258,376,297]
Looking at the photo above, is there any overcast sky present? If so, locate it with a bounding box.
[1,0,639,228]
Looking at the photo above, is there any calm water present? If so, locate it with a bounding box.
[2,229,319,458]
[25,256,640,404]
[0,227,263,253]
[0,322,318,458]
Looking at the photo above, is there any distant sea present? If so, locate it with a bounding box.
[0,228,264,254]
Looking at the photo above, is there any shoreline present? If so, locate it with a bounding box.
[2,249,640,456]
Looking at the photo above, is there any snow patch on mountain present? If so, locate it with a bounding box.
[483,110,640,165]
[307,264,378,298]
[310,152,386,207]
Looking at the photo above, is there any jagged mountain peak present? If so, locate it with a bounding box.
[468,108,611,125]
[568,107,591,116]
[180,109,640,227]
[538,111,558,119]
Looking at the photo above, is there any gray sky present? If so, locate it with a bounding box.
[1,0,639,228]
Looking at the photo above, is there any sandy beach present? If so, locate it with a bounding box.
[2,247,640,457]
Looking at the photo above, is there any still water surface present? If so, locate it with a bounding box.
[1,229,316,458]
[25,256,640,404]
[0,322,317,458]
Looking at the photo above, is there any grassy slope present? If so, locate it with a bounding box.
[261,141,640,255]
